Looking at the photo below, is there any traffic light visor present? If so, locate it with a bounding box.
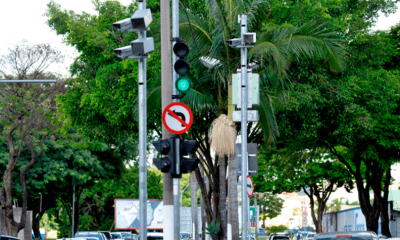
[173,41,190,58]
[174,59,191,75]
[181,140,199,156]
[152,139,171,155]
[176,77,192,94]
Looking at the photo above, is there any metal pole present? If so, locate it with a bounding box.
[0,80,56,83]
[181,184,190,208]
[174,137,181,240]
[72,186,75,237]
[240,14,249,240]
[172,0,179,99]
[138,0,148,239]
[172,0,180,238]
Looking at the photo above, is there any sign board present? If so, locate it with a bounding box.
[232,110,259,122]
[162,102,193,134]
[237,143,258,176]
[302,218,308,225]
[302,212,308,218]
[232,70,259,108]
[115,199,163,230]
[247,175,254,197]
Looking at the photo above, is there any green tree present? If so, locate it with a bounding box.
[0,128,127,238]
[254,147,353,233]
[274,68,400,235]
[0,42,66,237]
[250,193,283,229]
[45,1,347,239]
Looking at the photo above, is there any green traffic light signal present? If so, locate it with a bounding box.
[176,76,192,94]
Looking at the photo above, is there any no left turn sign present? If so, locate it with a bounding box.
[247,175,254,197]
[162,102,193,134]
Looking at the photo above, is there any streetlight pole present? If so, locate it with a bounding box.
[0,80,56,83]
[240,14,249,240]
[181,184,190,208]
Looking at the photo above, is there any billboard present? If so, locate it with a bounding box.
[115,199,163,230]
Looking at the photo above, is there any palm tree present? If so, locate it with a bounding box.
[145,0,346,238]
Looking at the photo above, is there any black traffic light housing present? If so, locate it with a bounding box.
[179,139,200,174]
[152,138,174,174]
[172,37,192,97]
[152,136,200,178]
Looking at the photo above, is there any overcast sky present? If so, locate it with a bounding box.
[0,0,399,76]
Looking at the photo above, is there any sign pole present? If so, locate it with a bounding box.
[138,0,148,238]
[172,0,180,236]
[240,14,249,240]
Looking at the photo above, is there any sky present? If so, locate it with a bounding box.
[0,0,399,202]
[0,0,399,77]
[0,0,131,77]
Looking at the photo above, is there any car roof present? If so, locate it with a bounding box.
[316,232,378,238]
[0,235,22,240]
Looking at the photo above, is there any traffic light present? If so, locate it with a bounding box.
[153,137,200,177]
[179,140,200,174]
[173,38,192,95]
[152,138,174,173]
[175,76,192,94]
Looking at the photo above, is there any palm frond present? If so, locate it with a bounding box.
[181,89,218,113]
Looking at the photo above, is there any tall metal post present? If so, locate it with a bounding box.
[174,137,181,240]
[138,0,148,239]
[172,0,181,239]
[240,14,249,240]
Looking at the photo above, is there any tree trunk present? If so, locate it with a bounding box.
[201,168,206,240]
[228,155,239,240]
[2,149,19,237]
[191,173,199,240]
[380,168,392,237]
[73,187,83,235]
[315,200,325,233]
[219,157,227,240]
[262,206,266,229]
[254,194,258,239]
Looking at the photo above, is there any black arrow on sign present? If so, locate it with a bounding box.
[168,110,186,127]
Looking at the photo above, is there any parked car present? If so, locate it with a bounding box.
[75,231,108,240]
[0,235,22,240]
[180,232,191,240]
[112,232,137,240]
[268,233,290,240]
[147,232,163,240]
[99,232,113,240]
[239,234,256,240]
[57,237,98,240]
[295,232,312,240]
[314,231,379,240]
[306,233,316,240]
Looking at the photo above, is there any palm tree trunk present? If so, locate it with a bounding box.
[200,167,206,240]
[228,155,239,240]
[219,156,227,240]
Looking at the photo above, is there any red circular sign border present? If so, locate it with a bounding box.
[162,102,193,135]
[247,175,254,197]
